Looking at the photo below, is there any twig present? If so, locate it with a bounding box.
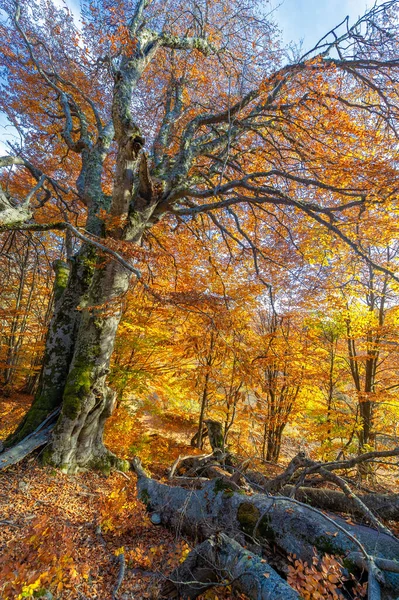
[348,552,399,574]
[318,466,397,541]
[169,455,182,479]
[264,452,309,494]
[0,519,21,528]
[115,470,130,481]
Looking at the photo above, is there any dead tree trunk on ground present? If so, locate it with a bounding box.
[159,533,301,599]
[132,457,399,599]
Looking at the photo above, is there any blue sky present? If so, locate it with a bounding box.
[0,0,380,155]
[273,0,377,48]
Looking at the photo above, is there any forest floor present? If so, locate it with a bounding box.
[1,394,398,600]
[0,394,249,600]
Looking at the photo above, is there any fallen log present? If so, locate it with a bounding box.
[168,446,399,530]
[0,424,54,471]
[281,485,399,522]
[131,458,399,598]
[159,533,301,599]
[0,423,54,469]
[0,407,60,470]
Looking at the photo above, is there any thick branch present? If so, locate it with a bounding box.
[0,221,144,282]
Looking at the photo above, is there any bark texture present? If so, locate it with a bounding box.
[132,459,399,597]
[281,485,399,522]
[160,533,301,599]
[44,258,133,473]
[5,250,95,447]
[0,422,55,469]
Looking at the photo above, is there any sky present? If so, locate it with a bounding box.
[273,0,377,48]
[0,0,380,155]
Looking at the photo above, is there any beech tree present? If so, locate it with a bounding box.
[1,0,399,473]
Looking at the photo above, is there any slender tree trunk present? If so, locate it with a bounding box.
[271,423,285,463]
[197,370,211,449]
[359,396,373,449]
[3,243,29,386]
[21,281,56,395]
[196,333,216,449]
[5,262,38,389]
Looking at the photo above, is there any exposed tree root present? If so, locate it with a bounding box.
[112,551,126,599]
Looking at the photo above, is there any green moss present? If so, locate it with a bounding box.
[342,558,357,574]
[41,445,55,467]
[140,488,151,508]
[213,478,245,497]
[33,588,53,599]
[62,363,92,419]
[53,260,70,302]
[237,502,260,534]
[213,478,239,497]
[88,453,129,476]
[213,478,234,498]
[89,456,112,476]
[314,535,342,555]
[215,433,224,449]
[256,513,276,543]
[237,502,275,542]
[93,317,105,330]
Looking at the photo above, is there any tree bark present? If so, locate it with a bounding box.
[196,367,211,449]
[160,533,301,599]
[43,257,133,473]
[281,485,399,522]
[132,459,399,596]
[0,413,57,469]
[5,252,95,447]
[204,420,225,452]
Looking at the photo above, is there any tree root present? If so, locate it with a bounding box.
[112,552,126,599]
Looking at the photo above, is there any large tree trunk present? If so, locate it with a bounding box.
[5,251,95,446]
[42,257,133,473]
[4,107,157,473]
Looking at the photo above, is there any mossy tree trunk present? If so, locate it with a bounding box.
[44,258,133,473]
[5,42,162,472]
[205,419,225,452]
[5,252,95,446]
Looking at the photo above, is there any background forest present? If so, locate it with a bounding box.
[2,219,399,464]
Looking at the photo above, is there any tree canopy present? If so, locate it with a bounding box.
[0,0,398,471]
